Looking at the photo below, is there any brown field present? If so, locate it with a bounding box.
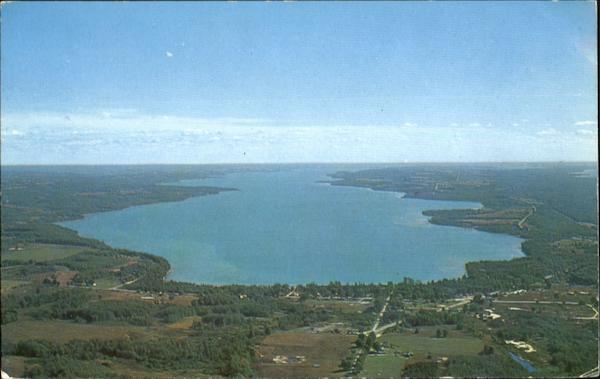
[1,320,154,344]
[166,316,202,330]
[96,290,197,306]
[1,243,93,262]
[97,290,142,301]
[254,332,355,378]
[305,299,371,314]
[0,280,29,295]
[168,294,198,306]
[498,287,596,303]
[1,355,26,378]
[463,219,515,225]
[54,270,79,287]
[471,209,527,219]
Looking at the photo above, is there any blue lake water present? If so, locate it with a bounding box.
[60,166,524,285]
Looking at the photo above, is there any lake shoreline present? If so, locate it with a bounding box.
[59,167,526,286]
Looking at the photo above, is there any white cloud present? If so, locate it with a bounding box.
[402,122,418,128]
[166,51,174,58]
[577,129,597,136]
[537,128,559,136]
[3,129,24,136]
[0,111,270,132]
[1,110,597,164]
[574,120,597,126]
[468,122,481,127]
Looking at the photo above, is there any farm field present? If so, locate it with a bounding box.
[1,244,94,263]
[166,315,202,330]
[362,354,408,378]
[254,331,355,378]
[304,299,371,314]
[0,280,29,295]
[379,330,484,360]
[1,320,157,344]
[92,277,121,289]
[103,360,213,379]
[0,355,26,378]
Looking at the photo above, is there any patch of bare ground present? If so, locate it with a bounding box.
[255,332,355,378]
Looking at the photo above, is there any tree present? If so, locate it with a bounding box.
[356,333,366,348]
[222,352,252,377]
[473,294,484,304]
[366,332,376,351]
[340,357,353,371]
[373,341,382,352]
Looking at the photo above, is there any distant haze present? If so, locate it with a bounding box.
[1,2,597,164]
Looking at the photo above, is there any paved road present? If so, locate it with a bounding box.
[579,365,599,378]
[370,293,392,333]
[444,296,473,310]
[493,300,579,305]
[518,206,536,229]
[110,276,141,291]
[373,321,401,337]
[572,305,599,320]
[351,292,394,372]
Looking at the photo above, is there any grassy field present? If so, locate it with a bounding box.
[96,289,199,306]
[254,331,355,378]
[357,329,485,376]
[304,299,371,314]
[166,315,202,330]
[104,359,216,379]
[0,280,29,295]
[93,277,121,289]
[1,320,156,344]
[1,355,26,378]
[1,348,211,379]
[381,331,484,357]
[1,243,94,262]
[362,354,409,378]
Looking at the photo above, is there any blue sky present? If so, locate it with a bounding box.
[1,1,597,164]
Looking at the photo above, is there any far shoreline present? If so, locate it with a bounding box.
[56,165,528,287]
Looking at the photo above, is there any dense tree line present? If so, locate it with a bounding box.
[402,353,528,378]
[6,331,255,378]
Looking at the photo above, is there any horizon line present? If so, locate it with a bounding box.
[1,160,598,167]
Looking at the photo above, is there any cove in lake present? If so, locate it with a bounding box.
[60,166,524,285]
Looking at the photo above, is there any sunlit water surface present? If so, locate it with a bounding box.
[61,167,524,284]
